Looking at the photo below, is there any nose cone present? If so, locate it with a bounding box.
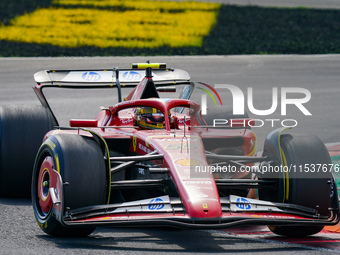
[180,178,222,219]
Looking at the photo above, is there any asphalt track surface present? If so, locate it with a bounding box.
[0,55,340,254]
[1,55,339,145]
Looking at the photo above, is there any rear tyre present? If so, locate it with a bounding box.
[32,134,107,237]
[265,135,333,237]
[0,105,53,198]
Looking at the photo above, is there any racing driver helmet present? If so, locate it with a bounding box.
[135,107,166,129]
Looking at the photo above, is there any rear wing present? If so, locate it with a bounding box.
[33,63,192,127]
[34,68,190,87]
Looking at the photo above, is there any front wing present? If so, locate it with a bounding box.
[49,171,340,229]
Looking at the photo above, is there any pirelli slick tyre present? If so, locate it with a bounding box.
[0,105,53,198]
[32,134,107,237]
[267,135,334,237]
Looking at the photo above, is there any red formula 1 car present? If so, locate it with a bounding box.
[0,62,338,237]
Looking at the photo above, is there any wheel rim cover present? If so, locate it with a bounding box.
[38,156,54,214]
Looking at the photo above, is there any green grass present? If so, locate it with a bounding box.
[203,5,340,55]
[0,0,52,25]
[1,2,340,56]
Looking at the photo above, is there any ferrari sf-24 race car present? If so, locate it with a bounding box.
[0,62,338,238]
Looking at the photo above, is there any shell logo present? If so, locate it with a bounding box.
[175,158,202,166]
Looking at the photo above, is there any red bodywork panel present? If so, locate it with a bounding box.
[44,95,257,220]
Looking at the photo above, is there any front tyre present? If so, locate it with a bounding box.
[32,134,107,237]
[266,135,334,237]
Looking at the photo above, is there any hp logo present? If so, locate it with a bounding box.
[122,71,142,81]
[236,198,251,210]
[82,72,101,81]
[148,198,164,210]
